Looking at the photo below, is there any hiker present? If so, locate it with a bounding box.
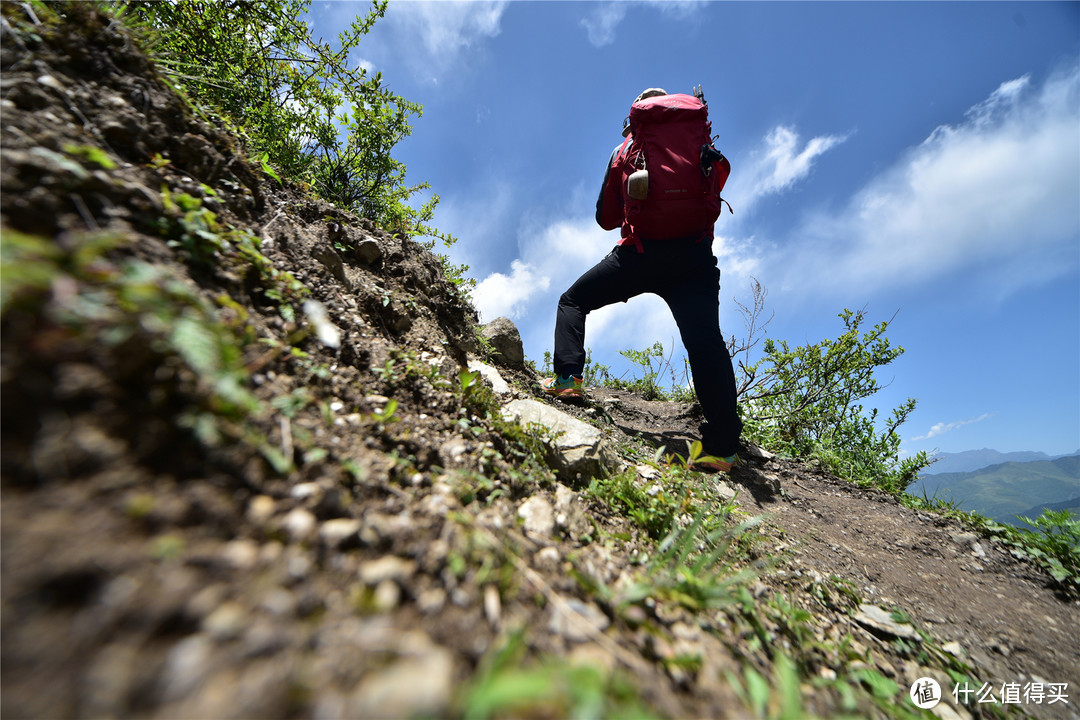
[541,87,742,473]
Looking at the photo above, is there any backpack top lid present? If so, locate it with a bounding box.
[622,87,667,136]
[628,93,708,133]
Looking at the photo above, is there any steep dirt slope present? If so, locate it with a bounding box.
[1,6,1076,720]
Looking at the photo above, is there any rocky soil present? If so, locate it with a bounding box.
[2,6,1077,720]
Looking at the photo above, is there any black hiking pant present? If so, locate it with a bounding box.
[553,237,743,458]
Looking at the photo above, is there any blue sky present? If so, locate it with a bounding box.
[306,1,1080,459]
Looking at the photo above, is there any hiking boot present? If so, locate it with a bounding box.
[691,453,738,474]
[541,374,583,400]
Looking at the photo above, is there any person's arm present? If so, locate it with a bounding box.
[595,140,627,231]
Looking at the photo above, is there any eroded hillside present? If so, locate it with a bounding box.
[2,6,1077,719]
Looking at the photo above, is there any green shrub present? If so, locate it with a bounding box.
[739,309,930,493]
[114,0,459,256]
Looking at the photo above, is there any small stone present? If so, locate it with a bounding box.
[419,490,457,518]
[755,472,782,494]
[360,513,414,545]
[260,541,284,564]
[372,579,401,611]
[291,483,321,500]
[320,518,361,549]
[203,602,247,640]
[518,495,555,538]
[636,464,661,481]
[554,484,590,537]
[286,550,313,580]
[355,238,382,265]
[351,643,454,718]
[37,74,64,91]
[82,643,139,717]
[247,495,276,525]
[161,634,212,702]
[484,585,501,627]
[467,358,512,394]
[221,539,259,570]
[440,440,468,464]
[549,598,610,642]
[186,584,227,622]
[715,480,737,502]
[416,588,447,614]
[259,587,297,617]
[942,641,964,658]
[743,443,775,460]
[359,556,417,585]
[853,604,920,641]
[282,508,316,542]
[241,619,290,658]
[534,546,561,571]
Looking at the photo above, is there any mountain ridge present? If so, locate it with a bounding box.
[923,448,1080,475]
[911,455,1080,526]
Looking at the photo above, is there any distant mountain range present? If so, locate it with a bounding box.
[921,448,1080,475]
[909,453,1080,528]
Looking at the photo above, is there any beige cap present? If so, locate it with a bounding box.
[634,87,667,103]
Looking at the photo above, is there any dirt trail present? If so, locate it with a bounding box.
[590,387,1080,720]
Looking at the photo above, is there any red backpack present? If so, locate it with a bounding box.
[616,90,730,242]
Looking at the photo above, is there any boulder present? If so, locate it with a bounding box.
[500,399,621,482]
[481,317,525,368]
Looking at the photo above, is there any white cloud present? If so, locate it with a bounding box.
[471,217,611,322]
[711,234,762,282]
[781,65,1080,298]
[387,1,506,68]
[473,260,550,321]
[727,126,848,215]
[912,413,993,441]
[580,2,626,47]
[581,1,703,47]
[966,75,1031,127]
[758,126,848,196]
